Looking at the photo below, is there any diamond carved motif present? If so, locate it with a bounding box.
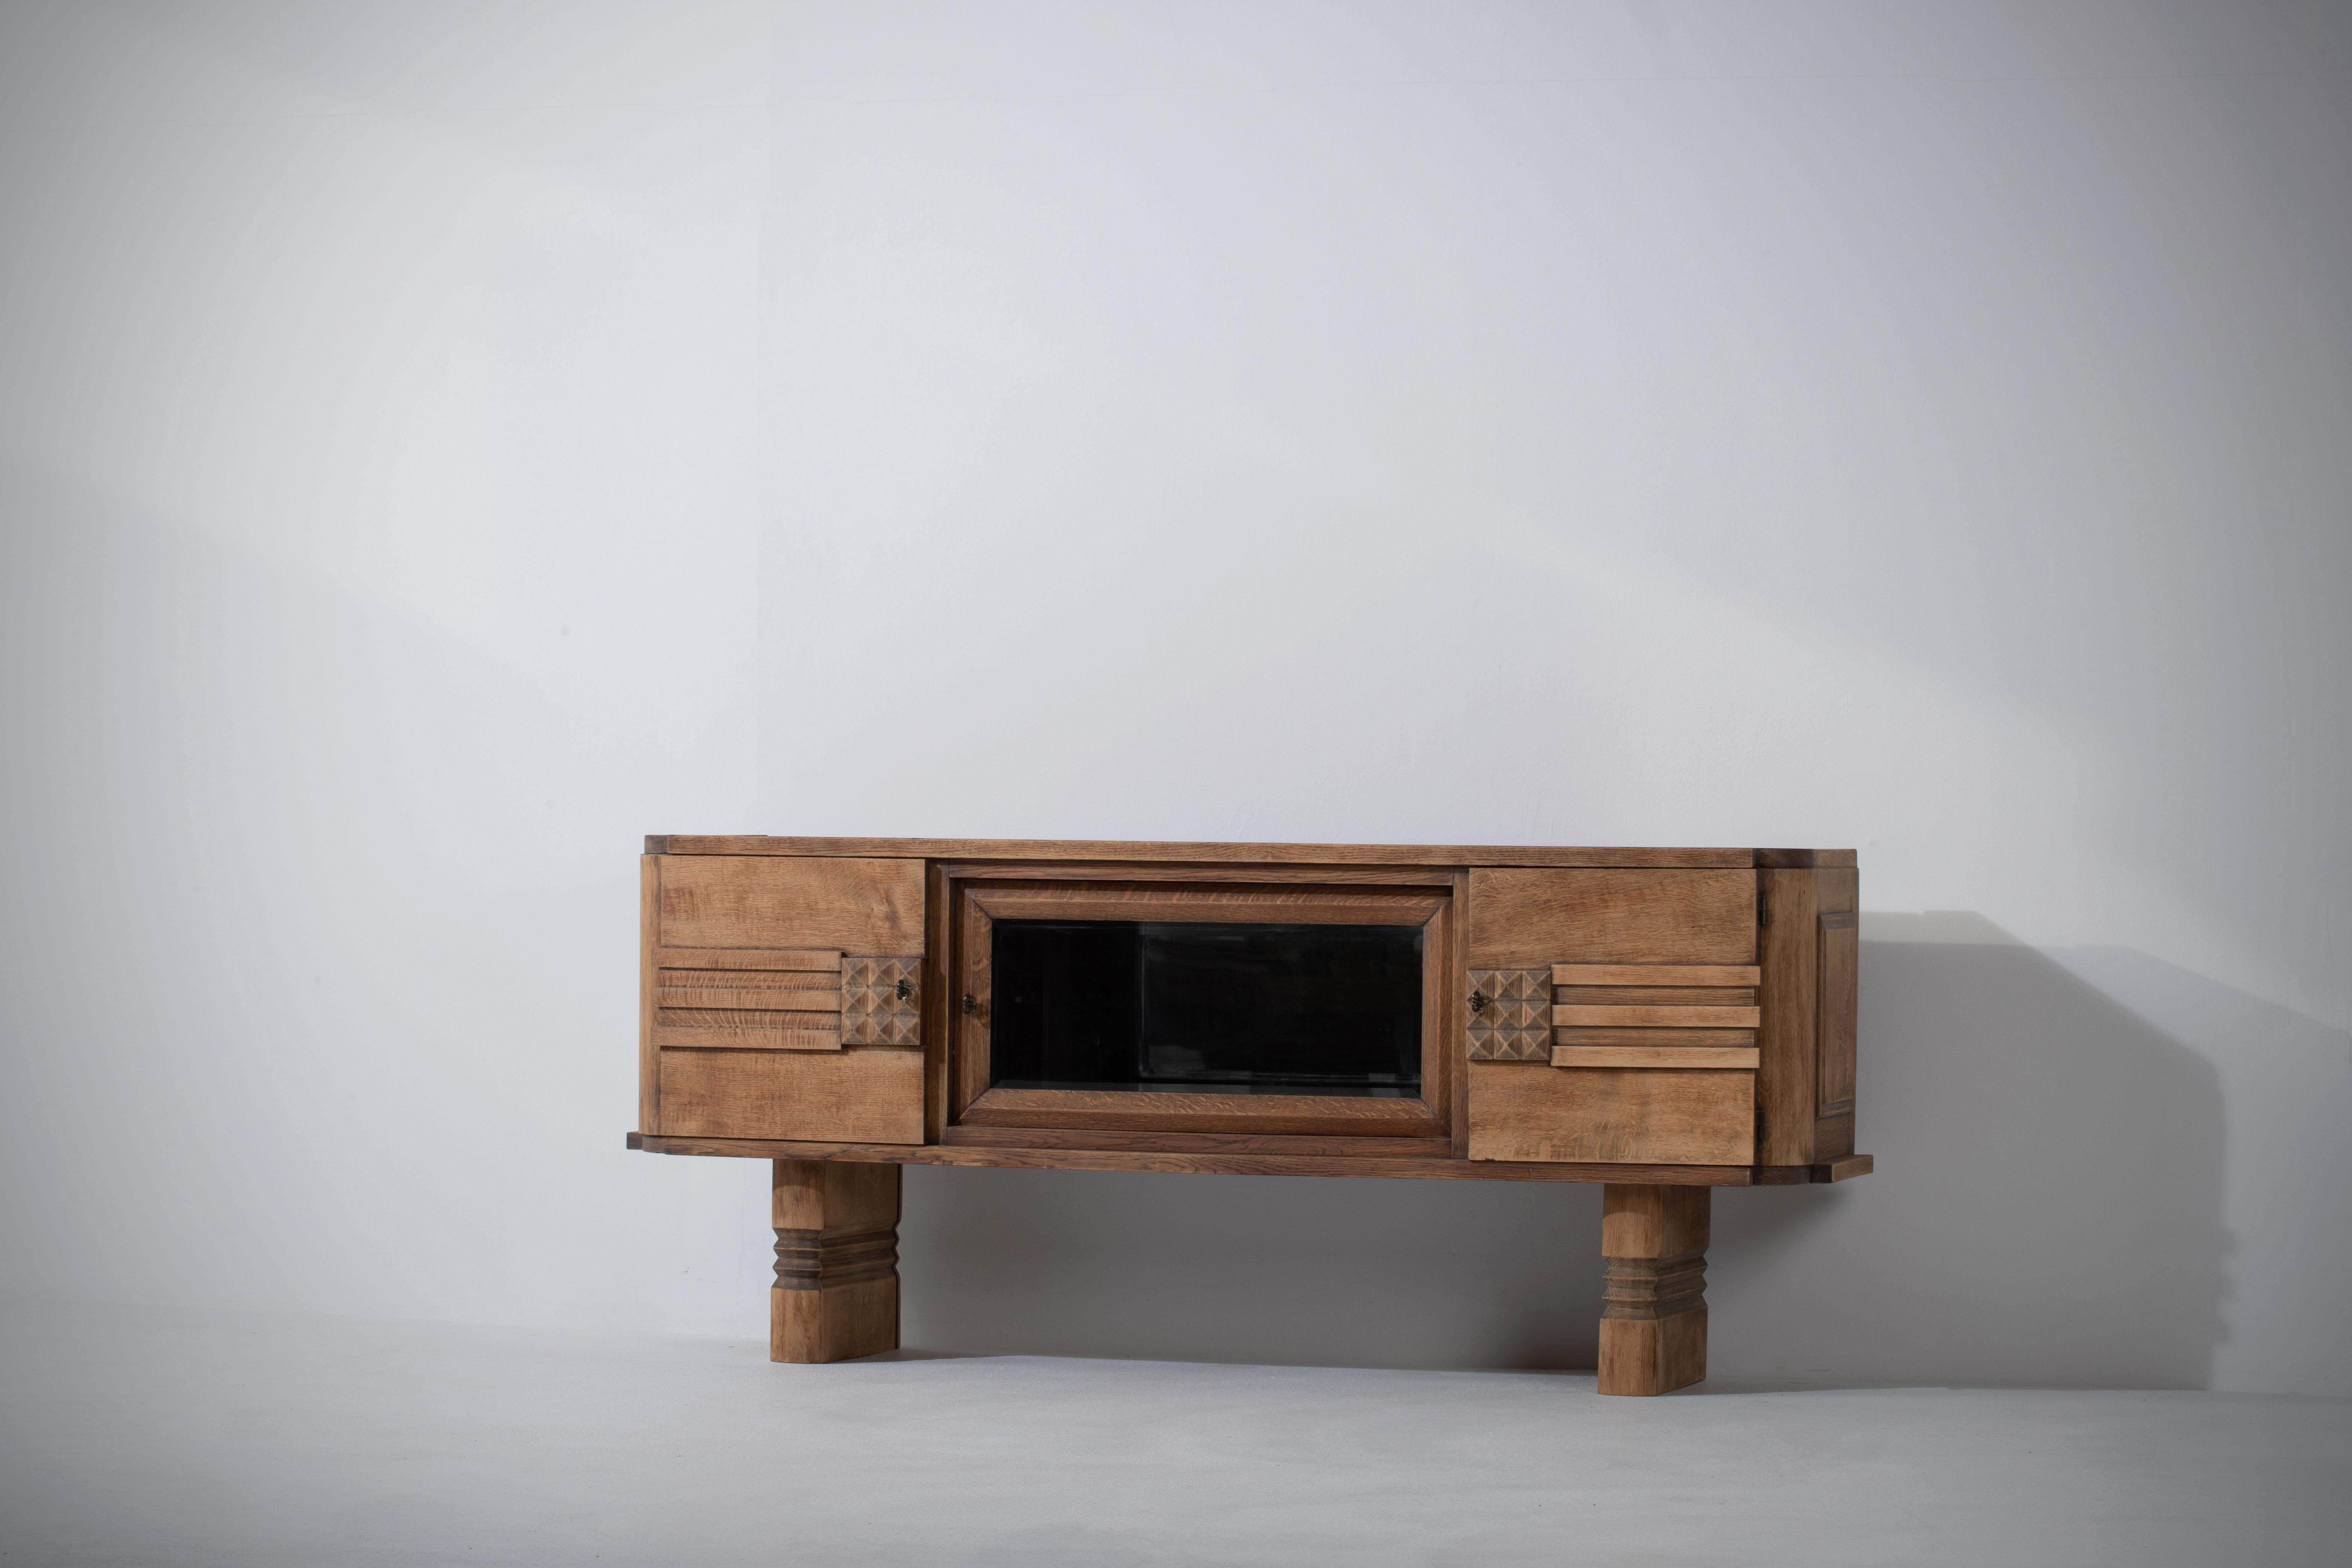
[840,955,923,1047]
[1467,968,1553,1061]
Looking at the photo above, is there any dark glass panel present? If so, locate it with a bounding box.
[989,920,1422,1096]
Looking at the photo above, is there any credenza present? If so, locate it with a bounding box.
[628,837,1870,1394]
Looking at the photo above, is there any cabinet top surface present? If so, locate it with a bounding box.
[646,836,1855,870]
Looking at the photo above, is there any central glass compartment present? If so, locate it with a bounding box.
[988,920,1423,1097]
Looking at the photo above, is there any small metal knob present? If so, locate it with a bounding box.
[961,994,978,1016]
[895,977,913,1001]
[1468,991,1488,1015]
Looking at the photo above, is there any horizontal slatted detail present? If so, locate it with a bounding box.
[656,986,842,1012]
[1552,1046,1759,1070]
[1556,1027,1758,1047]
[1556,986,1756,1007]
[660,1007,840,1031]
[1553,1004,1762,1028]
[655,1025,843,1052]
[654,947,841,972]
[656,966,836,989]
[654,945,849,1053]
[1552,964,1759,988]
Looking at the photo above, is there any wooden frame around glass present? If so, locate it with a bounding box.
[947,879,1453,1140]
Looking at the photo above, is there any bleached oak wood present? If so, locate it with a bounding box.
[771,1160,900,1364]
[635,1132,1774,1184]
[658,1047,922,1143]
[1553,965,1761,988]
[1467,869,1757,968]
[1467,1064,1756,1165]
[1598,1184,1710,1396]
[1551,1004,1763,1028]
[652,836,1758,868]
[1550,1046,1760,1069]
[632,841,1872,1398]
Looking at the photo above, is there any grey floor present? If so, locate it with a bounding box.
[1,1301,2345,1567]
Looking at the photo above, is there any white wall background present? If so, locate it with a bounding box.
[2,1,2346,1394]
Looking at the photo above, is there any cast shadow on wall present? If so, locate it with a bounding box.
[896,914,2225,1386]
[1708,916,2226,1390]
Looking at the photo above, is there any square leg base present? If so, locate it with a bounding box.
[1598,1306,1707,1395]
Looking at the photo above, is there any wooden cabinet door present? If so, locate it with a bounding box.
[1465,869,1759,1165]
[642,855,926,1143]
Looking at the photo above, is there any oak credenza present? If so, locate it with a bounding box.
[629,837,1871,1394]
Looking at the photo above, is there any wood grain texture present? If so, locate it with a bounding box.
[1551,1004,1762,1028]
[639,855,659,1135]
[1598,1184,1710,1396]
[1553,965,1761,988]
[655,855,922,954]
[657,985,840,1011]
[959,1087,1442,1138]
[1556,986,1756,1007]
[1601,1253,1707,1319]
[1814,867,1860,1159]
[940,1127,1456,1158]
[1426,883,1456,1140]
[1554,1027,1757,1047]
[658,1048,923,1144]
[657,1026,844,1052]
[1551,1046,1759,1069]
[1753,848,1858,868]
[772,1157,900,1245]
[647,856,928,1137]
[1447,869,1472,1158]
[953,889,993,1120]
[1755,867,1822,1167]
[1599,1313,1707,1397]
[771,1160,900,1364]
[1816,911,1858,1115]
[1812,1153,1874,1182]
[652,949,845,1051]
[968,885,1445,926]
[637,1133,1764,1184]
[652,836,1759,869]
[1602,1181,1711,1260]
[1814,1111,1854,1162]
[1468,870,1756,968]
[655,948,841,972]
[1466,1063,1756,1165]
[939,861,1461,886]
[923,861,952,1145]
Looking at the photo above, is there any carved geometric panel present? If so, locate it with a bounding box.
[1467,968,1552,1061]
[841,955,923,1046]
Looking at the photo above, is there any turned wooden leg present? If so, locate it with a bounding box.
[1598,1183,1709,1396]
[771,1159,901,1363]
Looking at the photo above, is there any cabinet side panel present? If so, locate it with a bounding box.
[1755,868,1820,1167]
[640,855,659,1133]
[1466,870,1756,967]
[1814,867,1859,1158]
[658,856,923,952]
[659,1049,925,1143]
[1467,1064,1755,1164]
